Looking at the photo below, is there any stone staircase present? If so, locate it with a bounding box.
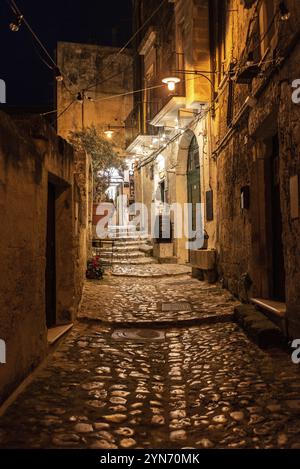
[93,236,157,266]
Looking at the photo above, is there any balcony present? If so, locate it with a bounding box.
[150,52,187,127]
[124,101,160,154]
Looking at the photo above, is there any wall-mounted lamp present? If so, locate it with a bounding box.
[54,67,64,82]
[162,69,217,115]
[162,76,181,92]
[279,1,290,21]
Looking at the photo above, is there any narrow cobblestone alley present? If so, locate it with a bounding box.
[1,270,300,450]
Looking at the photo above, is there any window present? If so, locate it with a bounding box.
[258,0,276,56]
[159,180,165,203]
[188,136,200,172]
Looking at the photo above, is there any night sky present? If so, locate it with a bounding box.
[0,0,132,107]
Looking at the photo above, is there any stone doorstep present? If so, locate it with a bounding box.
[250,298,287,336]
[47,324,74,345]
[234,304,284,348]
[250,298,286,317]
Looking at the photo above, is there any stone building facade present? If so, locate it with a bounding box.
[126,0,300,337]
[56,42,133,157]
[212,0,300,336]
[0,110,92,404]
[127,0,216,265]
[57,42,134,231]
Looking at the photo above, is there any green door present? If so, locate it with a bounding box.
[187,136,201,254]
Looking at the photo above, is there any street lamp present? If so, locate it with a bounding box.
[103,124,125,139]
[162,70,216,92]
[9,14,23,32]
[162,69,217,115]
[162,76,181,91]
[104,125,114,139]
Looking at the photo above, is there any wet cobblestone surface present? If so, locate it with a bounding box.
[1,275,300,449]
[1,322,300,449]
[79,275,238,324]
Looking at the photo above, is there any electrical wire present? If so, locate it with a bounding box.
[117,0,167,57]
[30,35,54,70]
[40,99,76,122]
[56,99,76,121]
[93,83,165,102]
[6,0,80,91]
[84,62,133,93]
[7,0,58,69]
[83,0,168,92]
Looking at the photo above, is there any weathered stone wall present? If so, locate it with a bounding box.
[214,0,300,333]
[0,111,91,404]
[57,42,133,157]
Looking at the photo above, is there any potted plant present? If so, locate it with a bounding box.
[86,256,104,280]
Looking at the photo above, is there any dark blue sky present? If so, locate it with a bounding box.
[0,0,132,107]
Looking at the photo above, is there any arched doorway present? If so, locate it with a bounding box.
[175,130,201,263]
[187,135,201,235]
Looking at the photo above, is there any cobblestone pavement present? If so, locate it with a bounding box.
[1,322,300,449]
[79,275,238,324]
[1,274,300,449]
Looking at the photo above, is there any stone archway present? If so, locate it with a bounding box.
[175,129,198,263]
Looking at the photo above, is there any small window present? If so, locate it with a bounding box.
[259,0,275,56]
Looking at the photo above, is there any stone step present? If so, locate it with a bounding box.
[250,298,287,335]
[96,239,149,246]
[102,257,157,265]
[96,245,148,253]
[234,304,284,348]
[113,238,149,244]
[99,251,145,259]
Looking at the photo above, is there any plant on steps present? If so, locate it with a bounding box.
[86,256,105,280]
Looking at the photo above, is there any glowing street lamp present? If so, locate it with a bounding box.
[54,67,64,82]
[104,125,114,139]
[9,15,23,32]
[162,76,181,92]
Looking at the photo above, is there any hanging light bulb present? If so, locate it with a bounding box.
[162,76,181,92]
[9,14,23,32]
[104,125,114,139]
[54,67,64,82]
[279,1,290,20]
